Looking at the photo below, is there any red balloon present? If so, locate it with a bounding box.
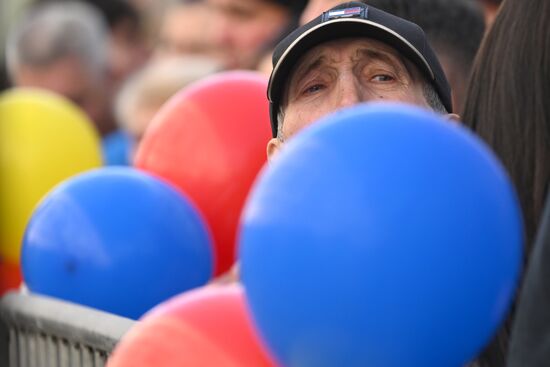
[107,285,276,367]
[0,259,22,295]
[135,71,271,275]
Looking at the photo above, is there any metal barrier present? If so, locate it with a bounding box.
[0,292,135,367]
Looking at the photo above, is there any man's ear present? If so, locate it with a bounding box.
[445,113,461,124]
[267,138,282,162]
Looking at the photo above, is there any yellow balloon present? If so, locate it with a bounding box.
[0,88,103,263]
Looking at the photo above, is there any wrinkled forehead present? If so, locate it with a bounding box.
[310,37,403,60]
[292,37,406,77]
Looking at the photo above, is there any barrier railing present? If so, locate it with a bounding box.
[0,292,135,367]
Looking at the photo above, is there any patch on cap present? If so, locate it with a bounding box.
[322,6,367,21]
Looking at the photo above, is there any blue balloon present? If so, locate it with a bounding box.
[240,104,523,367]
[22,167,213,319]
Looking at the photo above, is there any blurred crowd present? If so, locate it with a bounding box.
[2,0,550,366]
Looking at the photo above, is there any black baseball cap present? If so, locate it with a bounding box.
[267,1,453,137]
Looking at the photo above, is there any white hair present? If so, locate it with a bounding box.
[5,1,108,80]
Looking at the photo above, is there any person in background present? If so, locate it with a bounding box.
[300,0,485,113]
[461,0,550,364]
[154,0,221,62]
[462,0,549,262]
[508,199,550,367]
[6,1,127,165]
[38,0,151,165]
[205,0,307,70]
[85,0,151,165]
[6,1,109,133]
[115,57,221,162]
[124,0,168,46]
[83,0,150,91]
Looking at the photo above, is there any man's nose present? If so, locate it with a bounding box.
[338,78,363,109]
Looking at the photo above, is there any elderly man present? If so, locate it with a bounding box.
[216,1,455,285]
[266,1,454,159]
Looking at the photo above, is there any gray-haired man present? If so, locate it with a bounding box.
[266,1,456,159]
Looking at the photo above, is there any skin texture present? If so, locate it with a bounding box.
[205,0,291,69]
[267,38,431,158]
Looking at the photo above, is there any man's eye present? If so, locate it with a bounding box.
[371,74,394,82]
[303,84,325,95]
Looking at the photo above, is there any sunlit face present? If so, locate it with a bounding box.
[267,38,431,158]
[206,0,291,69]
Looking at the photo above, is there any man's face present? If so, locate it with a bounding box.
[206,0,291,69]
[267,38,430,157]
